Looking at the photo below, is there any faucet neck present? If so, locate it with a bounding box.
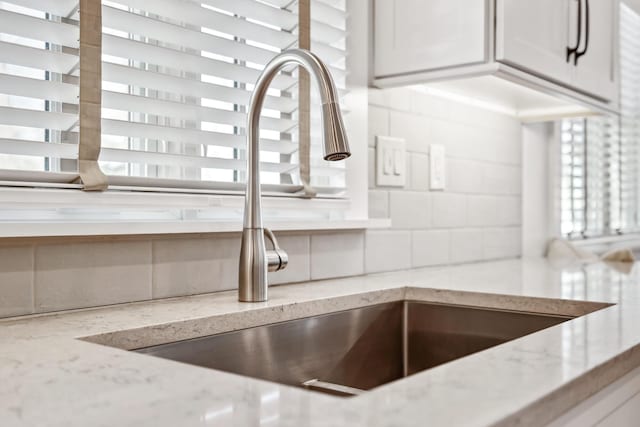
[243,49,340,229]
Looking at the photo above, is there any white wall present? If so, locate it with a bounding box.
[522,122,557,257]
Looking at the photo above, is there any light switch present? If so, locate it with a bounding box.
[393,148,404,176]
[430,144,445,190]
[376,136,406,187]
[383,148,394,175]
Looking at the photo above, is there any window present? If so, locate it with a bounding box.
[0,0,355,226]
[0,1,80,183]
[560,116,621,238]
[559,4,640,239]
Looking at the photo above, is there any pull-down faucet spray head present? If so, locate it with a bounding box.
[321,101,351,161]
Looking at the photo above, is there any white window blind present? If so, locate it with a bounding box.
[560,4,640,238]
[560,118,587,237]
[0,0,80,184]
[619,2,640,233]
[99,0,348,197]
[560,110,621,238]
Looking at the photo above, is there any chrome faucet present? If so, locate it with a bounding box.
[239,49,351,302]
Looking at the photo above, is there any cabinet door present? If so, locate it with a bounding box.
[374,0,487,78]
[570,0,618,102]
[595,392,640,426]
[496,0,572,86]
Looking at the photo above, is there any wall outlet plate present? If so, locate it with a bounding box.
[430,144,446,190]
[376,136,406,187]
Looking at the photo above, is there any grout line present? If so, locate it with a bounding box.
[148,240,154,301]
[408,229,414,269]
[360,231,366,275]
[368,103,521,130]
[30,244,36,314]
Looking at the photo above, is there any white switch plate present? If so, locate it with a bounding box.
[376,136,406,187]
[430,144,446,190]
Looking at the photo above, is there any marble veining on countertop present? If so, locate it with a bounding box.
[2,258,640,427]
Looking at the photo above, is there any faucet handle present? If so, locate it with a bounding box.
[264,228,288,272]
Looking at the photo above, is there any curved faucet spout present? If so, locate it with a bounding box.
[239,49,351,302]
[244,48,350,229]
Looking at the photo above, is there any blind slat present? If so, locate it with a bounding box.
[0,9,79,47]
[3,0,78,17]
[0,138,77,158]
[102,119,298,155]
[0,40,77,74]
[0,106,77,130]
[107,0,296,48]
[196,0,298,30]
[101,148,298,175]
[102,6,279,66]
[0,73,78,104]
[102,62,296,114]
[103,34,296,90]
[102,91,296,133]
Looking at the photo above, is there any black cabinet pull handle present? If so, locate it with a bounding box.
[566,0,582,63]
[574,0,590,65]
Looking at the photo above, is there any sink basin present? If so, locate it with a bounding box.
[134,301,571,396]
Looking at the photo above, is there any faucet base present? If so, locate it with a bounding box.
[238,228,268,302]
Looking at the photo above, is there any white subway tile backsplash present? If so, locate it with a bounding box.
[389,111,431,154]
[411,230,450,267]
[0,245,34,317]
[446,102,518,136]
[467,196,498,227]
[389,191,431,229]
[447,158,485,194]
[368,190,390,219]
[310,232,364,280]
[450,229,484,263]
[494,130,523,165]
[432,193,467,228]
[409,153,430,191]
[483,228,522,260]
[409,91,451,120]
[152,237,239,299]
[269,235,310,286]
[369,105,389,147]
[369,87,413,111]
[483,163,521,195]
[365,230,411,273]
[496,197,522,226]
[35,241,152,313]
[430,118,491,162]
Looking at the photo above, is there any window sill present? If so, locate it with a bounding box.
[569,233,640,254]
[0,218,391,238]
[0,186,385,238]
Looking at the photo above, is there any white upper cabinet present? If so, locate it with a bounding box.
[496,0,572,87]
[374,0,487,77]
[569,0,619,101]
[496,0,618,102]
[373,0,620,118]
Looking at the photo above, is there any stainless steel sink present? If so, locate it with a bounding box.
[134,301,571,397]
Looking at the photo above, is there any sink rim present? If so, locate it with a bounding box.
[127,298,602,399]
[79,286,613,354]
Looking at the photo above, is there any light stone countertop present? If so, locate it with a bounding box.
[2,258,640,427]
